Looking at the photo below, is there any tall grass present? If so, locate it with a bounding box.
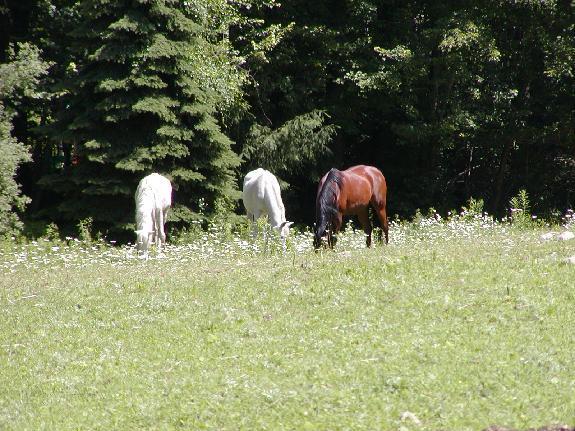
[1,212,574,430]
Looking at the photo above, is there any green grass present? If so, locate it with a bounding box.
[1,221,575,430]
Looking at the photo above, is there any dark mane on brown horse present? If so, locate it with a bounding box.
[314,168,343,247]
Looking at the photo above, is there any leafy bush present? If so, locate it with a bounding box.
[0,43,49,237]
[77,217,94,242]
[44,223,61,241]
[0,106,31,237]
[462,197,485,219]
[509,189,532,227]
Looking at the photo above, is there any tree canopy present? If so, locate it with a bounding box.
[0,0,573,236]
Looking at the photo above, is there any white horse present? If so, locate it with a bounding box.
[242,168,293,251]
[135,173,172,256]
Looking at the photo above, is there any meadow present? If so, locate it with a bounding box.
[1,212,575,430]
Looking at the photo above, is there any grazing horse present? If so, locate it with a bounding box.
[314,165,389,249]
[135,173,172,256]
[242,168,293,251]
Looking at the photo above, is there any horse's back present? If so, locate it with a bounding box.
[242,168,282,215]
[243,168,265,189]
[346,165,384,180]
[343,165,387,207]
[136,173,172,209]
[243,169,264,206]
[346,165,386,190]
[153,174,172,209]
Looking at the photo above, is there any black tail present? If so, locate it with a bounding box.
[314,169,342,247]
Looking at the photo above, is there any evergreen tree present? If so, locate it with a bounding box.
[0,42,50,236]
[44,0,242,233]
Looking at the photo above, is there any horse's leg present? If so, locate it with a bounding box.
[263,222,270,253]
[247,213,258,240]
[357,208,372,247]
[332,213,343,248]
[151,208,159,252]
[162,207,169,245]
[374,205,389,245]
[157,207,165,254]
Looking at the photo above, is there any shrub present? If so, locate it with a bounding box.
[509,189,532,227]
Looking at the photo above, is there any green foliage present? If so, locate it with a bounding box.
[236,0,574,217]
[0,43,50,237]
[43,0,244,231]
[77,217,94,242]
[412,208,424,225]
[170,221,205,245]
[0,106,31,237]
[44,222,61,241]
[211,196,246,236]
[241,110,336,178]
[509,189,532,227]
[461,197,485,220]
[2,0,575,231]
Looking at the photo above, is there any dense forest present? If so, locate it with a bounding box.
[1,0,573,239]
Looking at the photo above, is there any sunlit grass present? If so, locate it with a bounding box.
[1,213,575,430]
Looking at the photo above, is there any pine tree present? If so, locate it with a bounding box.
[45,0,241,233]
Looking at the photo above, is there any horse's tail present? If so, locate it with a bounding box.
[315,168,342,238]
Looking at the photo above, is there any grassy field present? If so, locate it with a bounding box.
[1,215,575,430]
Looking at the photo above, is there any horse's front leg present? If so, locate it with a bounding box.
[247,213,258,240]
[263,223,269,251]
[330,213,343,249]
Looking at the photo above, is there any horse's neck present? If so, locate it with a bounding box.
[267,203,285,228]
[263,193,284,227]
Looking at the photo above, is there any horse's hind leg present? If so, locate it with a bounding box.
[157,207,167,253]
[357,208,372,247]
[375,205,389,244]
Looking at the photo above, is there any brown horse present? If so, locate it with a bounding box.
[314,165,389,249]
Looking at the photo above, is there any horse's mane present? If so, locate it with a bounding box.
[316,168,343,228]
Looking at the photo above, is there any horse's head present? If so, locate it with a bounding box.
[313,222,327,250]
[277,221,294,239]
[135,229,153,252]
